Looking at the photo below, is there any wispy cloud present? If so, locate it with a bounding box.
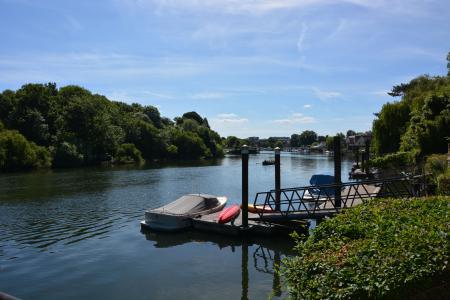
[189,92,227,100]
[296,22,308,52]
[313,87,342,101]
[271,113,316,125]
[303,104,312,108]
[214,113,249,124]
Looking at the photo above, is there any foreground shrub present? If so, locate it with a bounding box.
[283,197,449,299]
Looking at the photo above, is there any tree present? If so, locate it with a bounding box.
[115,143,143,164]
[371,101,410,155]
[447,51,450,76]
[291,134,301,147]
[182,111,204,125]
[346,130,356,137]
[299,130,318,146]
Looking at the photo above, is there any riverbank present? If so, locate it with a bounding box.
[283,196,450,299]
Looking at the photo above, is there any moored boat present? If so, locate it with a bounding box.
[142,194,227,231]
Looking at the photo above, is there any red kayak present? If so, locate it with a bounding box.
[218,204,241,224]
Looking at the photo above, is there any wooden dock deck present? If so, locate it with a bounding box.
[192,211,307,236]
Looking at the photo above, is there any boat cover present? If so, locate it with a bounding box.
[309,175,336,195]
[152,194,221,215]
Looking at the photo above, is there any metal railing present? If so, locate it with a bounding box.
[251,176,423,221]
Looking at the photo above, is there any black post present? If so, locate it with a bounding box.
[241,240,249,300]
[242,145,249,228]
[274,147,281,211]
[333,136,342,208]
[364,140,370,175]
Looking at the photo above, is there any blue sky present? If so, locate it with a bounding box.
[1,0,449,138]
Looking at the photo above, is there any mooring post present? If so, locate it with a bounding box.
[333,136,342,208]
[364,140,370,175]
[274,147,281,211]
[242,145,249,228]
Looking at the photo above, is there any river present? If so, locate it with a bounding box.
[0,152,352,300]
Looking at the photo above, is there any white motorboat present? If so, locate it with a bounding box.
[141,194,227,231]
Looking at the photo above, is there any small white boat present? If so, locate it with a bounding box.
[141,194,227,231]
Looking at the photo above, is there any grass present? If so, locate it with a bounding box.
[282,196,450,299]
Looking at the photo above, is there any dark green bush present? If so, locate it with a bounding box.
[437,170,450,195]
[283,197,450,299]
[52,142,84,168]
[115,143,143,164]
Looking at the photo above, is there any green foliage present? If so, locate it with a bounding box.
[172,130,209,159]
[371,101,411,155]
[283,197,450,300]
[368,151,415,169]
[52,142,84,168]
[115,143,143,164]
[437,169,450,195]
[0,129,51,171]
[425,154,448,182]
[372,61,450,157]
[0,83,224,170]
[299,130,318,146]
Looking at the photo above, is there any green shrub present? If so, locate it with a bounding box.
[283,197,450,300]
[0,129,51,171]
[437,170,450,195]
[166,144,178,158]
[425,154,448,183]
[115,143,143,164]
[52,142,84,168]
[368,151,415,169]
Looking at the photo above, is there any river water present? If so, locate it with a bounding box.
[0,152,352,300]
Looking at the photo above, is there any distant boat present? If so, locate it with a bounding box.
[142,194,227,231]
[262,160,275,165]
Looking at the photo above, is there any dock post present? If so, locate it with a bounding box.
[274,147,281,211]
[364,140,370,175]
[242,145,249,228]
[241,240,249,300]
[333,136,342,208]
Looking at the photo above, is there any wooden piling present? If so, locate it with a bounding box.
[333,136,342,208]
[364,140,370,175]
[274,147,281,211]
[242,145,249,228]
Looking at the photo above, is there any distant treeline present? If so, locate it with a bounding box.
[0,83,223,171]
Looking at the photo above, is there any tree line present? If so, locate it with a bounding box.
[0,83,224,171]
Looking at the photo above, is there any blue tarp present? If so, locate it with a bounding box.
[309,174,335,195]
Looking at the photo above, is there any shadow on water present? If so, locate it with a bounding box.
[142,229,295,299]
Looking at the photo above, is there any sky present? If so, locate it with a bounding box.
[0,0,449,138]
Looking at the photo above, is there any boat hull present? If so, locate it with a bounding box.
[142,196,227,232]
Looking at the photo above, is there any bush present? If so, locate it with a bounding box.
[283,197,450,300]
[0,129,51,171]
[437,170,450,195]
[115,143,143,164]
[52,142,84,168]
[425,154,448,182]
[368,151,415,169]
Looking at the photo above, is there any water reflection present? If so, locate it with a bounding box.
[142,230,293,299]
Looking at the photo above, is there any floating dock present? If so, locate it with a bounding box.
[141,211,308,237]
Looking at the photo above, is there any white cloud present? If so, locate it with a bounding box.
[213,113,248,124]
[189,92,227,99]
[296,23,308,52]
[303,104,312,108]
[271,113,316,125]
[313,87,342,101]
